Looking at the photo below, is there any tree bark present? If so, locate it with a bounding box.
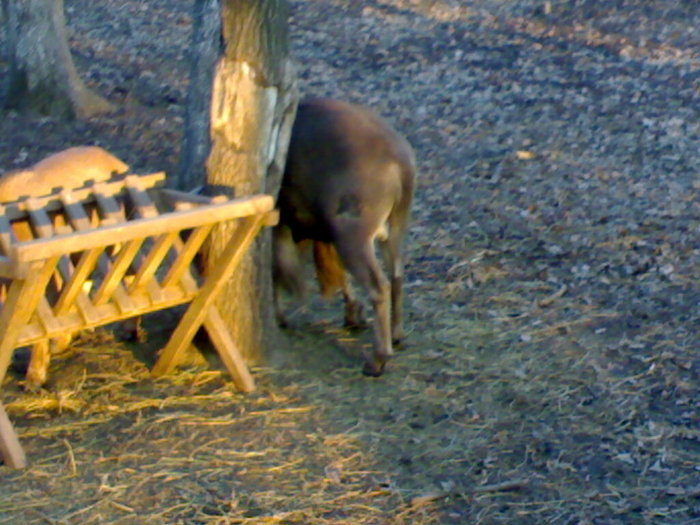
[175,0,222,190]
[1,0,112,119]
[203,0,298,364]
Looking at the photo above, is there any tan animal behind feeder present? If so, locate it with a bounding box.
[1,146,129,245]
[0,146,130,388]
[273,98,416,377]
[0,146,129,202]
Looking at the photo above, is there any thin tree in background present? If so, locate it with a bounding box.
[1,0,112,119]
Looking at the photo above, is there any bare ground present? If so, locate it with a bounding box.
[2,1,700,524]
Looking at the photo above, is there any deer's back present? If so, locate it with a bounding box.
[280,99,415,243]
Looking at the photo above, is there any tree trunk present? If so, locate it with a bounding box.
[203,0,298,364]
[1,0,112,119]
[175,0,222,190]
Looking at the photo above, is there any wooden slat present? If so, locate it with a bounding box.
[125,177,160,218]
[25,199,55,238]
[0,206,18,254]
[0,257,19,279]
[16,285,195,346]
[93,185,126,224]
[159,188,224,208]
[26,200,73,289]
[92,238,144,306]
[18,307,116,344]
[174,202,195,212]
[34,298,62,335]
[0,210,25,278]
[123,183,160,271]
[0,172,166,222]
[27,197,102,326]
[13,195,274,263]
[72,292,103,325]
[160,224,213,289]
[125,182,180,288]
[119,172,166,192]
[59,194,112,319]
[109,287,138,314]
[54,246,105,315]
[160,220,204,300]
[127,231,178,294]
[152,214,265,379]
[60,191,94,230]
[127,182,209,291]
[145,279,167,304]
[0,402,26,469]
[61,190,136,314]
[263,209,280,227]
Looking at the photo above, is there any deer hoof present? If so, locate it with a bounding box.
[23,379,44,393]
[11,348,31,375]
[123,329,146,343]
[392,337,407,349]
[392,325,407,346]
[344,302,365,328]
[362,357,386,377]
[345,317,367,330]
[24,369,47,392]
[120,324,147,343]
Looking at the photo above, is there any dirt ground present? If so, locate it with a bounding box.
[2,0,700,523]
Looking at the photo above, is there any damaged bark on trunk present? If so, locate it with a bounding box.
[195,0,298,365]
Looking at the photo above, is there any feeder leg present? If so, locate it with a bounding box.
[203,306,255,392]
[152,215,264,385]
[0,402,26,469]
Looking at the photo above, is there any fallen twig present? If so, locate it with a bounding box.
[473,478,530,493]
[537,284,567,307]
[410,478,531,507]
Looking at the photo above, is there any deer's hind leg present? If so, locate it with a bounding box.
[25,341,50,391]
[272,225,306,328]
[379,210,410,345]
[333,229,392,377]
[313,241,364,327]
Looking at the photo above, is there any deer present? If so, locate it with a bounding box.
[0,146,129,202]
[0,146,130,389]
[273,98,416,377]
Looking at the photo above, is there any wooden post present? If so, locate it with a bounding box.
[0,402,26,469]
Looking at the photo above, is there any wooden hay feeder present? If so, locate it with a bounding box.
[0,172,277,468]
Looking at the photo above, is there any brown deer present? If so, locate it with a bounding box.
[0,146,130,389]
[273,98,415,376]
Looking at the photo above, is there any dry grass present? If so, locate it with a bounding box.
[2,245,699,524]
[0,324,444,524]
[3,0,700,523]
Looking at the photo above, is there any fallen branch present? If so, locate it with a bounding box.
[473,478,530,493]
[410,478,531,507]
